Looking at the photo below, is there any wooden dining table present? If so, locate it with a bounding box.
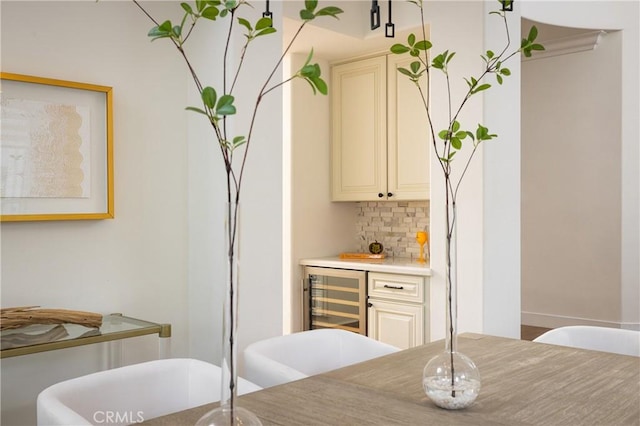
[143,333,640,425]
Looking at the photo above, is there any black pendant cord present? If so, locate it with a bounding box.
[385,0,395,38]
[263,0,272,22]
[370,0,380,30]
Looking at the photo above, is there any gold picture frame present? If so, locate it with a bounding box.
[0,73,114,221]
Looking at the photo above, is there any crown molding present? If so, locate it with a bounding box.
[523,30,606,61]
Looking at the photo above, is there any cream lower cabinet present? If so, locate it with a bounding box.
[367,272,428,349]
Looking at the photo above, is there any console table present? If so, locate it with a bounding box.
[0,313,171,359]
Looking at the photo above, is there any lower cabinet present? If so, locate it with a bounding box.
[301,265,429,349]
[367,272,428,349]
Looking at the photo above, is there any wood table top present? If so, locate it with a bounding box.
[143,333,640,425]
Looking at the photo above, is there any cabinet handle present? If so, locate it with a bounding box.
[387,192,393,197]
[383,284,404,290]
[367,302,373,308]
[378,193,384,198]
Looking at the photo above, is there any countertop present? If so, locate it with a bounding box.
[299,256,431,276]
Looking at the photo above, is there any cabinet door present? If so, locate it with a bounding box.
[387,54,430,200]
[331,56,387,201]
[368,299,424,349]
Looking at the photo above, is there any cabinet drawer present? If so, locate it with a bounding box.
[368,272,424,303]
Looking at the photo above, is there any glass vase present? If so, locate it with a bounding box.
[196,202,262,426]
[422,204,481,409]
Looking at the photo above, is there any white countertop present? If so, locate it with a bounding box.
[299,256,431,276]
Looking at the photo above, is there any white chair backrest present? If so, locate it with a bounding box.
[244,329,399,388]
[37,358,261,426]
[533,326,640,357]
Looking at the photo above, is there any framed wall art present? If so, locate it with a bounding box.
[0,73,114,222]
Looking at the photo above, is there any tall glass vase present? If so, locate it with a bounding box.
[422,204,481,409]
[197,203,262,426]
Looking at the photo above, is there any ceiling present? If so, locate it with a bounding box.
[282,5,603,63]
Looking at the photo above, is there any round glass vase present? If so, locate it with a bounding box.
[423,205,481,409]
[196,203,262,426]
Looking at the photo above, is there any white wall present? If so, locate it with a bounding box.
[186,1,286,365]
[286,51,357,333]
[423,1,487,339]
[482,1,522,338]
[522,30,623,327]
[1,2,188,424]
[521,0,640,330]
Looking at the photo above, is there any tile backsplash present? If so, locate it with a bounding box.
[356,201,430,259]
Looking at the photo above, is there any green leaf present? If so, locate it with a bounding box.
[452,121,460,132]
[232,136,246,148]
[201,87,217,109]
[201,6,220,20]
[310,76,328,95]
[528,25,538,42]
[256,17,272,30]
[471,83,491,94]
[500,68,511,76]
[432,55,445,70]
[196,0,207,12]
[439,151,457,163]
[398,68,413,78]
[445,51,456,64]
[496,74,503,85]
[408,33,416,46]
[531,43,545,51]
[451,137,462,150]
[159,20,172,32]
[238,17,252,31]
[486,50,494,59]
[414,40,432,50]
[181,3,193,14]
[410,61,421,74]
[300,9,314,20]
[305,0,318,12]
[455,131,467,139]
[256,27,277,37]
[315,6,343,18]
[216,94,236,116]
[185,106,207,115]
[476,124,497,141]
[301,63,320,78]
[148,26,171,40]
[438,129,449,140]
[303,48,314,67]
[390,44,410,54]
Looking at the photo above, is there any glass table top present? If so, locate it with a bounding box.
[0,313,171,358]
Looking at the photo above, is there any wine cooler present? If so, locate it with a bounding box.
[302,266,366,335]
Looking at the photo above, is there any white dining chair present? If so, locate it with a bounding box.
[36,358,262,426]
[533,325,640,357]
[243,328,400,388]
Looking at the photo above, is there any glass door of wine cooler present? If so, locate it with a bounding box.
[303,266,367,335]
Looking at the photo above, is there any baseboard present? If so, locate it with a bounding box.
[522,311,640,331]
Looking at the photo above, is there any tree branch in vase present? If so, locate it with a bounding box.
[390,0,543,409]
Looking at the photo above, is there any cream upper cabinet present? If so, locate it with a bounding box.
[331,54,429,202]
[386,54,430,200]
